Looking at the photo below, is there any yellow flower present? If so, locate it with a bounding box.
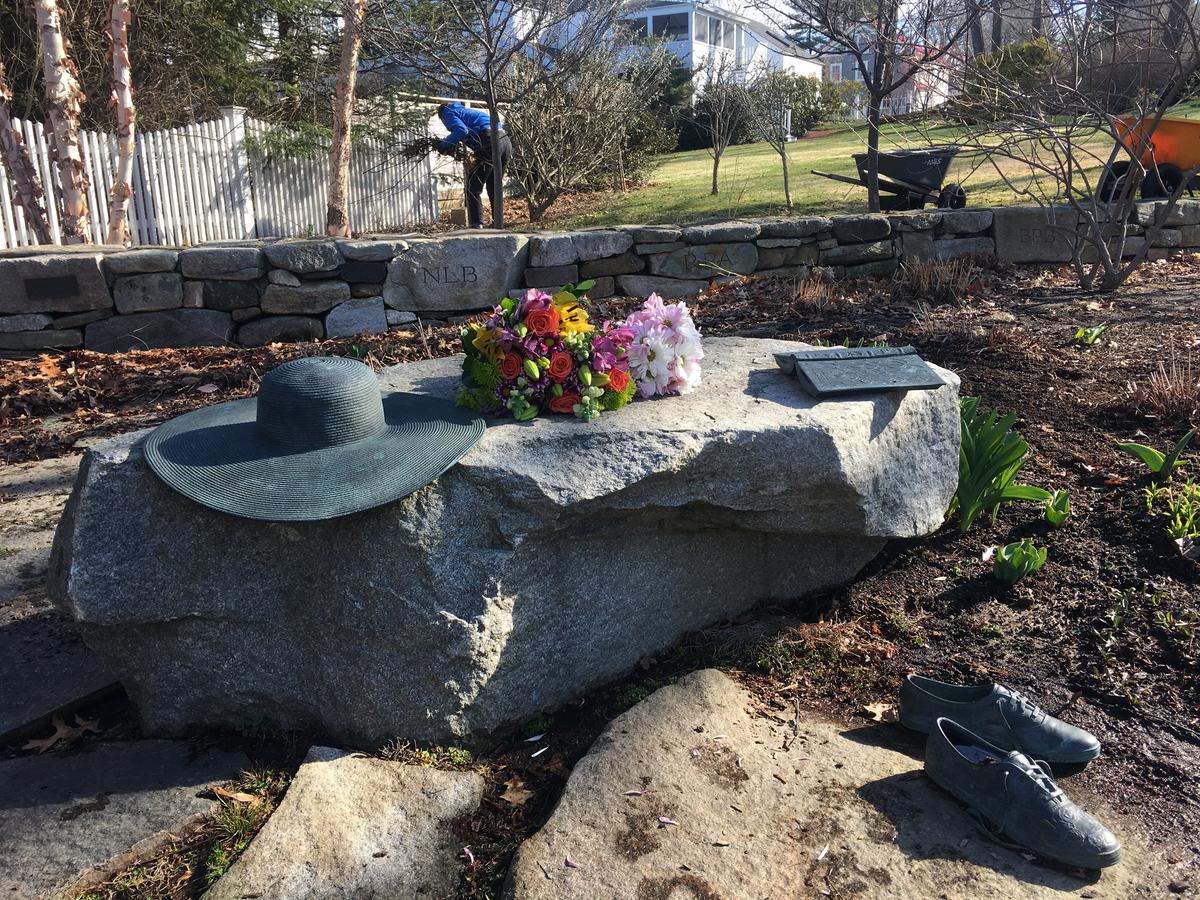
[553,292,594,335]
[470,323,504,361]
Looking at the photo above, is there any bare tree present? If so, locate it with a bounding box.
[777,0,979,211]
[936,0,1200,291]
[694,51,746,197]
[104,0,135,245]
[32,0,91,242]
[0,60,52,243]
[326,0,366,237]
[741,66,810,210]
[368,0,625,229]
[504,37,671,221]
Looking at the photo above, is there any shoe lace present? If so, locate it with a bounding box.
[1021,758,1064,802]
[1003,689,1047,723]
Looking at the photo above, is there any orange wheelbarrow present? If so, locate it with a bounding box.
[1099,115,1200,200]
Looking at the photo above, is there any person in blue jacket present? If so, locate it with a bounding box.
[437,102,512,228]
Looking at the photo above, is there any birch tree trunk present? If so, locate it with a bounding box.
[0,62,53,244]
[34,0,91,243]
[105,0,135,245]
[325,0,365,238]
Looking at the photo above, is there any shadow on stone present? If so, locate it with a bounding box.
[857,771,1103,891]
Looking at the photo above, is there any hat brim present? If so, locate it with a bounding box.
[143,392,486,522]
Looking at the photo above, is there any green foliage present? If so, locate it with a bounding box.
[1073,324,1108,346]
[957,39,1062,121]
[600,378,637,411]
[993,539,1048,585]
[1162,480,1200,539]
[950,396,1053,532]
[787,77,851,134]
[1045,489,1071,528]
[1116,428,1194,477]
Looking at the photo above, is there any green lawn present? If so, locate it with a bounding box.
[549,122,1107,229]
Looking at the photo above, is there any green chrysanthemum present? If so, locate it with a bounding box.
[465,356,502,390]
[600,379,637,411]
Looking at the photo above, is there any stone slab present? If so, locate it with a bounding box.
[179,246,264,281]
[0,453,81,603]
[937,209,993,235]
[340,261,388,284]
[634,241,686,255]
[0,314,52,333]
[579,251,644,278]
[992,207,1076,263]
[620,225,682,243]
[505,670,1152,900]
[832,214,891,243]
[261,281,350,314]
[49,338,959,745]
[646,243,758,279]
[84,309,233,353]
[758,216,829,238]
[899,231,936,261]
[53,309,112,329]
[113,273,183,314]
[572,230,633,262]
[263,240,341,273]
[267,269,302,287]
[1134,199,1200,227]
[819,240,893,266]
[384,234,528,311]
[231,306,262,323]
[325,298,388,339]
[525,264,579,289]
[237,315,324,345]
[0,329,82,351]
[682,222,761,243]
[0,741,249,899]
[207,747,483,899]
[934,237,996,261]
[0,254,112,315]
[202,280,260,311]
[386,309,417,326]
[616,274,711,299]
[337,239,409,262]
[102,249,179,275]
[528,234,577,268]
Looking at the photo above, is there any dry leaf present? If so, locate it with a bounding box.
[21,715,100,753]
[863,702,898,723]
[500,776,534,806]
[212,785,261,805]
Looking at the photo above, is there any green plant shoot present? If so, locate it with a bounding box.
[949,396,1052,532]
[1045,490,1070,528]
[993,539,1048,585]
[1116,428,1194,477]
[1073,324,1107,346]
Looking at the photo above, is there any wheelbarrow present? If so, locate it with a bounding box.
[811,146,967,210]
[1098,115,1200,200]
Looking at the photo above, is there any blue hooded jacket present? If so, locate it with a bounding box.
[438,103,501,153]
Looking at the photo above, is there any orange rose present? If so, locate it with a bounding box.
[499,352,523,381]
[525,306,560,337]
[548,351,574,383]
[606,367,630,393]
[548,392,580,414]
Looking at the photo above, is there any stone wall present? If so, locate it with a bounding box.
[2,200,1195,355]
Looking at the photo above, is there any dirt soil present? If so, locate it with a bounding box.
[2,254,1198,898]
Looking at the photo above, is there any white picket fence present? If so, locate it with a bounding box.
[0,107,440,249]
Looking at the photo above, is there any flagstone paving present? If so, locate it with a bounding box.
[506,670,1174,899]
[0,453,116,741]
[207,747,483,900]
[0,740,249,898]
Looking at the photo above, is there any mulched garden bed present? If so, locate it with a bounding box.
[4,254,1198,898]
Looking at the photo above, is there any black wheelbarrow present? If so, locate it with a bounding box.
[812,146,967,210]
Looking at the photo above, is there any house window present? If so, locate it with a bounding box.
[625,17,648,38]
[721,20,735,49]
[829,62,841,81]
[652,13,689,40]
[695,13,707,44]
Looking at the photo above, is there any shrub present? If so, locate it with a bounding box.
[950,396,1053,532]
[894,258,977,305]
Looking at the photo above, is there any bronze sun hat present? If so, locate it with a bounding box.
[144,356,486,521]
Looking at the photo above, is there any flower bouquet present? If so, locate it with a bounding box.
[457,282,703,422]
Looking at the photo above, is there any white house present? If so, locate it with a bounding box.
[620,0,824,82]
